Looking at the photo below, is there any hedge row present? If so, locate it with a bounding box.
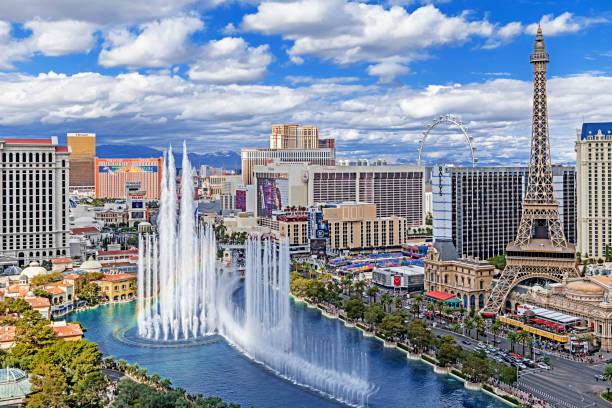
[397,343,410,352]
[375,333,386,340]
[482,384,493,393]
[500,394,520,406]
[421,354,437,365]
[451,369,466,379]
[356,323,366,330]
[338,315,346,321]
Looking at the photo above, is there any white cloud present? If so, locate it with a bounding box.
[526,12,607,36]
[0,0,200,24]
[497,21,523,39]
[24,18,98,56]
[241,2,495,81]
[0,69,608,164]
[0,19,99,69]
[188,37,272,84]
[99,16,204,68]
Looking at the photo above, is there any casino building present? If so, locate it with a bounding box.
[95,158,163,200]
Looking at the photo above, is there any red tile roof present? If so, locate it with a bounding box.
[52,257,73,264]
[51,323,83,339]
[45,286,65,295]
[98,248,138,256]
[25,296,50,308]
[101,273,136,282]
[0,326,16,343]
[63,274,80,280]
[55,146,69,152]
[2,138,52,144]
[71,227,100,234]
[424,291,457,301]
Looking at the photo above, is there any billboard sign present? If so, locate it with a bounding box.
[393,275,402,287]
[99,165,158,174]
[310,238,326,255]
[257,177,288,217]
[236,189,246,211]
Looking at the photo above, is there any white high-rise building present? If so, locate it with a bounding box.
[576,123,612,259]
[0,137,71,266]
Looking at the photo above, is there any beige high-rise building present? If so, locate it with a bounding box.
[323,203,407,251]
[67,133,95,187]
[270,124,318,149]
[576,123,612,259]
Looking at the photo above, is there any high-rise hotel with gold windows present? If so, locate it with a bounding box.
[576,122,612,259]
[66,133,96,188]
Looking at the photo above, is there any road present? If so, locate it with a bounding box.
[430,326,608,407]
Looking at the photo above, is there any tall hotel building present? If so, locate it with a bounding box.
[432,164,576,260]
[252,162,425,226]
[66,133,95,188]
[95,158,163,200]
[576,122,612,259]
[241,124,335,185]
[0,137,71,265]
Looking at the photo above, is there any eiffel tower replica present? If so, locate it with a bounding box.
[482,27,579,315]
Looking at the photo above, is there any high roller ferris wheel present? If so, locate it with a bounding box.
[416,114,477,167]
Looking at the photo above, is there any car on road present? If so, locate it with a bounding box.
[487,347,496,353]
[462,340,471,345]
[534,349,542,355]
[537,362,550,370]
[595,374,605,381]
[523,359,536,368]
[510,353,522,359]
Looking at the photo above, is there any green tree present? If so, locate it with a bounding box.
[499,365,517,385]
[343,297,365,321]
[517,330,531,357]
[487,253,506,270]
[407,319,432,352]
[491,320,503,346]
[410,303,419,319]
[74,371,108,407]
[352,280,367,300]
[305,280,327,303]
[463,317,474,338]
[603,363,612,382]
[413,294,423,316]
[32,289,52,300]
[25,363,69,408]
[436,339,459,367]
[6,298,32,314]
[435,300,445,324]
[473,314,484,341]
[366,286,379,304]
[378,314,407,341]
[341,275,353,296]
[30,272,63,287]
[15,310,55,348]
[364,303,386,330]
[462,353,490,383]
[393,296,404,311]
[507,331,518,353]
[380,293,393,313]
[78,283,101,305]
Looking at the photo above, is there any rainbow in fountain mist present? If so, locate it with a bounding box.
[137,143,373,406]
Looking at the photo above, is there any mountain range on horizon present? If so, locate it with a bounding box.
[96,144,241,170]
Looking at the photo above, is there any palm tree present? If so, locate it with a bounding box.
[435,300,445,324]
[491,320,503,346]
[517,330,531,357]
[410,303,419,319]
[393,296,404,311]
[366,286,379,304]
[341,275,353,296]
[425,302,435,320]
[463,317,474,338]
[413,294,423,316]
[474,315,484,341]
[381,293,393,313]
[507,331,518,353]
[353,280,367,300]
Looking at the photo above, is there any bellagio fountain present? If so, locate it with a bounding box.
[135,143,372,407]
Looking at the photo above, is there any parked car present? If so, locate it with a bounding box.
[537,362,550,370]
[487,347,497,353]
[595,374,605,381]
[462,340,471,345]
[534,349,542,355]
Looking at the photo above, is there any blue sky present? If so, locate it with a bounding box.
[0,0,611,166]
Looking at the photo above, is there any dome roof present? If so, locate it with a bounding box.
[80,256,102,271]
[21,261,48,279]
[567,280,603,294]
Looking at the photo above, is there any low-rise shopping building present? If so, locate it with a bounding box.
[423,238,495,312]
[96,273,136,302]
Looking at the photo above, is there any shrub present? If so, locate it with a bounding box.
[482,384,493,393]
[452,369,466,379]
[338,314,346,321]
[421,354,437,364]
[397,343,410,352]
[356,323,366,330]
[500,394,520,406]
[375,332,386,340]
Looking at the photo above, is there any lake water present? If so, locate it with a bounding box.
[71,301,506,408]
